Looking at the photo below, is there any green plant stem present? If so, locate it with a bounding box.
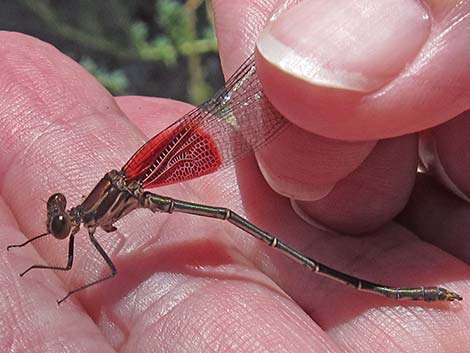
[20,0,217,64]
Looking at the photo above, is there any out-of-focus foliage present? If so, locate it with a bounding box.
[80,57,130,95]
[0,0,221,104]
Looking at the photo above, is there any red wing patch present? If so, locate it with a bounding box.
[123,121,222,188]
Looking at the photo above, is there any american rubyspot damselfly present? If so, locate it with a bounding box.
[7,54,462,305]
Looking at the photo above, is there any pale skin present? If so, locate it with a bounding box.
[0,1,469,352]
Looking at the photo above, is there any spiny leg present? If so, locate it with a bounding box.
[57,227,117,304]
[144,192,462,302]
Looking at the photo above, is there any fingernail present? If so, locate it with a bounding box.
[257,0,430,92]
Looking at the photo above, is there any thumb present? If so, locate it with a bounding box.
[256,0,470,141]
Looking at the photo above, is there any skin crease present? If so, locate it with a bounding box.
[0,2,468,353]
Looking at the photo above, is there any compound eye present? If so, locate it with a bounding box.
[49,214,71,239]
[47,193,67,212]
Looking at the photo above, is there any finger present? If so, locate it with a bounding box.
[0,32,337,352]
[420,110,470,202]
[214,1,392,230]
[292,134,418,234]
[255,0,470,140]
[212,0,276,75]
[254,123,376,200]
[397,173,470,264]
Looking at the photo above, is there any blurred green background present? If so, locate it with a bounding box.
[0,0,223,105]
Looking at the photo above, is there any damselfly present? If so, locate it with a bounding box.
[7,54,462,305]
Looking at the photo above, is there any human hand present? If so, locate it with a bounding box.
[1,1,469,352]
[213,0,470,351]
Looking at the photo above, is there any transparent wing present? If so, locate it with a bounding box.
[122,54,288,188]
